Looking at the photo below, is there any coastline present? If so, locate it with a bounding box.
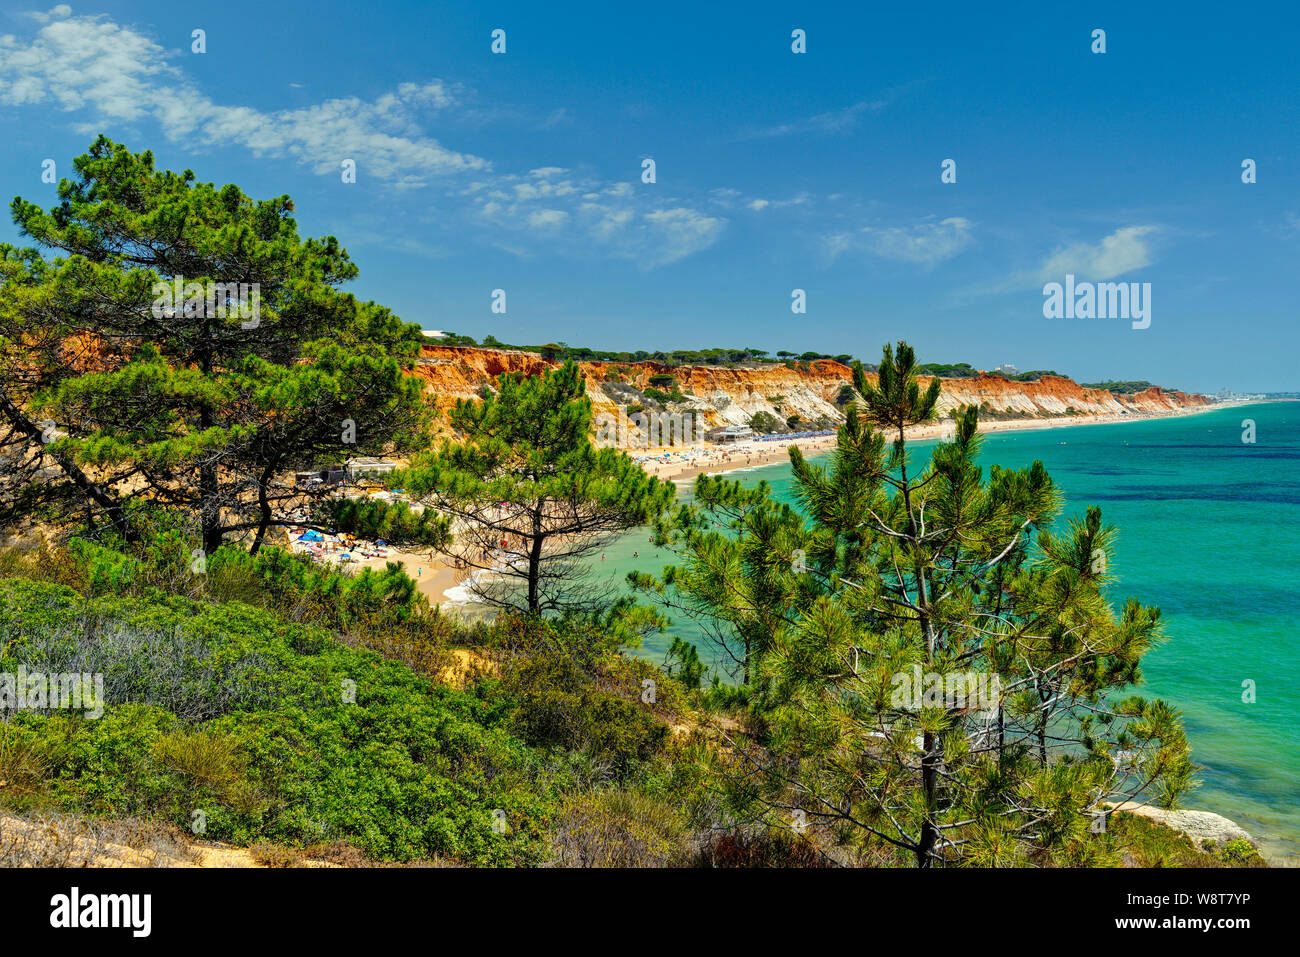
[315,403,1245,606]
[638,402,1236,484]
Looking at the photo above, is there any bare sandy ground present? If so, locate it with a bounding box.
[0,812,340,868]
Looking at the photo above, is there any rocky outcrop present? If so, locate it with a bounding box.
[413,346,1210,431]
[1107,802,1257,848]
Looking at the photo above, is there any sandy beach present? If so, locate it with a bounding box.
[286,534,469,607]
[635,404,1228,484]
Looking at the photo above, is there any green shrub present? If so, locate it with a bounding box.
[643,387,686,404]
[0,722,53,805]
[1106,812,1265,868]
[0,578,555,864]
[152,729,247,796]
[502,649,669,776]
[691,829,829,868]
[549,789,689,867]
[1218,837,1264,866]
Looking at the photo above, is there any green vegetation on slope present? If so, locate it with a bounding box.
[0,575,551,863]
[439,334,860,369]
[0,528,698,865]
[1080,380,1159,394]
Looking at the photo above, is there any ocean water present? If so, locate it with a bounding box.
[587,403,1300,859]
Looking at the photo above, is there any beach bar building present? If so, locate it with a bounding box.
[705,425,755,443]
[346,457,400,480]
[293,458,399,489]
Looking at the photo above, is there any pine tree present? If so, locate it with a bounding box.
[645,340,1194,866]
[0,245,135,538]
[0,138,427,552]
[398,362,674,615]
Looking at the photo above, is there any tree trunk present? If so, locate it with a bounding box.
[526,499,545,613]
[198,323,222,554]
[899,426,939,868]
[0,393,135,541]
[200,458,223,554]
[918,733,938,867]
[249,466,276,555]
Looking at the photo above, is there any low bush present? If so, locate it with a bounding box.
[500,648,670,778]
[0,577,556,864]
[690,829,829,868]
[549,789,689,867]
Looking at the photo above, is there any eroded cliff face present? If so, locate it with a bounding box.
[414,347,852,428]
[413,346,1208,431]
[925,374,1209,417]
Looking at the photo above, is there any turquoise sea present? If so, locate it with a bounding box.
[587,402,1300,860]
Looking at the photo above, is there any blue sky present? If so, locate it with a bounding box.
[0,1,1296,392]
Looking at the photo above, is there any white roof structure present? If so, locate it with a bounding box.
[346,457,400,474]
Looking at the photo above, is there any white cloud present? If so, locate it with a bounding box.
[743,100,888,139]
[709,190,810,213]
[828,216,974,266]
[641,208,725,266]
[585,206,634,240]
[823,232,854,258]
[0,9,728,267]
[19,5,71,24]
[474,170,725,267]
[527,209,568,229]
[1035,226,1158,281]
[0,11,482,187]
